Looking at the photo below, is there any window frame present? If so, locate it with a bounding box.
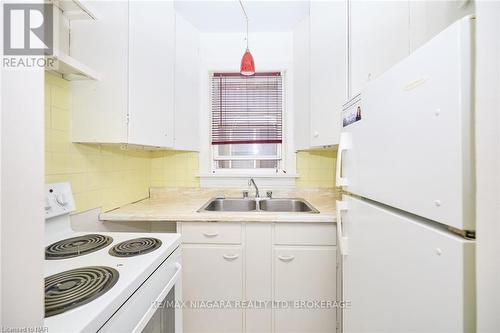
[209,71,286,175]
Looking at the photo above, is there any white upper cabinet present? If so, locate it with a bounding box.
[309,0,347,148]
[71,1,129,144]
[349,0,410,97]
[293,0,474,147]
[70,1,200,150]
[47,1,101,81]
[292,17,311,151]
[348,0,474,97]
[408,0,475,52]
[128,1,175,147]
[293,1,347,150]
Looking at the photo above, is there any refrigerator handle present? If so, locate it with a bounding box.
[336,132,352,187]
[336,200,349,256]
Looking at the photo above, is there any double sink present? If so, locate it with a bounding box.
[198,198,319,213]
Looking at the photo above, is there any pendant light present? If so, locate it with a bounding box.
[239,0,255,75]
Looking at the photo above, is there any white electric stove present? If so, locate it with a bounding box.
[44,183,182,333]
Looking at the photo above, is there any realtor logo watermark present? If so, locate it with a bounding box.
[3,3,54,69]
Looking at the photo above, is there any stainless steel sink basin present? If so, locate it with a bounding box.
[258,198,319,213]
[198,197,319,213]
[198,198,257,212]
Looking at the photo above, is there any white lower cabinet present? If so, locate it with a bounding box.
[274,247,337,333]
[178,222,337,333]
[182,245,243,333]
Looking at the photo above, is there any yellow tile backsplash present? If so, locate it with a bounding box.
[296,150,337,188]
[150,151,199,187]
[45,72,335,212]
[45,73,151,213]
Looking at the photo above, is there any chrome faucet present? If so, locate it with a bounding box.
[248,178,260,198]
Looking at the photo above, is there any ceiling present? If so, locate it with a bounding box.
[174,0,310,33]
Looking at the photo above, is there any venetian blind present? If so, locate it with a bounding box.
[211,72,283,145]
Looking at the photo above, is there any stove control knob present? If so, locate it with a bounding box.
[56,193,68,206]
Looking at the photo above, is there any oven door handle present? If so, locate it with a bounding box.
[132,262,182,333]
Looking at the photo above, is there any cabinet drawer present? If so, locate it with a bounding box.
[180,222,242,244]
[274,223,336,246]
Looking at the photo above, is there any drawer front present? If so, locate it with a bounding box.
[274,223,336,246]
[181,222,242,244]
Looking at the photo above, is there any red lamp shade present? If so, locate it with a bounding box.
[240,49,255,76]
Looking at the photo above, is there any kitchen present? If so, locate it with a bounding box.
[1,0,499,332]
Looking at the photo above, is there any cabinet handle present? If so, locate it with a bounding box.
[278,255,295,262]
[203,232,219,237]
[313,131,319,138]
[223,254,239,261]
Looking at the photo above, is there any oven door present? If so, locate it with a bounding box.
[99,247,182,333]
[141,263,182,333]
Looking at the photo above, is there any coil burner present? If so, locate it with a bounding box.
[45,266,119,317]
[109,237,162,257]
[45,234,113,260]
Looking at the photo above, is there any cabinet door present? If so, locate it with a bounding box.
[174,13,200,151]
[182,245,243,333]
[70,1,129,144]
[293,17,311,151]
[310,1,347,147]
[274,247,337,333]
[349,0,410,95]
[128,1,175,147]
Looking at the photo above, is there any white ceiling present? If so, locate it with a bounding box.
[174,0,310,33]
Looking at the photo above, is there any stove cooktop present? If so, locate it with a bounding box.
[43,231,180,332]
[44,183,181,332]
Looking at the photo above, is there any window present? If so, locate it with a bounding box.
[211,72,283,171]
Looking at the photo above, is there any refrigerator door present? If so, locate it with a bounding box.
[338,194,475,333]
[337,16,474,231]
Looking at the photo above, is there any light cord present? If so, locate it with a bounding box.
[238,0,249,49]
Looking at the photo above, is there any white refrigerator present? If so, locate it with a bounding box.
[336,16,476,333]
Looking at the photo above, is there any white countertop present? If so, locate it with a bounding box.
[100,187,340,223]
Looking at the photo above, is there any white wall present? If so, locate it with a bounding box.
[0,3,3,323]
[1,65,45,326]
[198,32,296,183]
[1,3,44,328]
[475,1,500,331]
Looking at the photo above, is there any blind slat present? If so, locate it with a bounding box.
[211,72,282,145]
